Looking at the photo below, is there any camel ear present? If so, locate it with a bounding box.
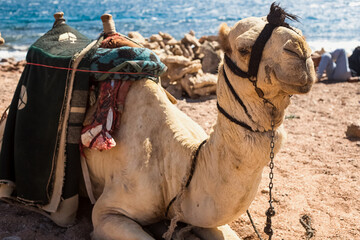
[219,23,232,54]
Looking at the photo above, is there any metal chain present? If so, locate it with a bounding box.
[247,107,277,240]
[263,108,276,240]
[300,215,315,239]
[248,107,315,240]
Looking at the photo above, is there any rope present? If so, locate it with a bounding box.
[0,106,10,124]
[217,102,259,132]
[26,62,156,77]
[247,210,264,240]
[163,139,207,240]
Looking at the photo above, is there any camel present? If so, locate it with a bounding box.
[81,4,316,240]
[0,4,315,240]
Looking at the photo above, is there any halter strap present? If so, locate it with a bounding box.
[224,54,250,79]
[248,23,278,78]
[222,65,257,124]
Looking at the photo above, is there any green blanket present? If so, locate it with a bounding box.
[0,23,99,207]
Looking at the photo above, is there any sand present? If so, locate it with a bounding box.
[0,61,359,239]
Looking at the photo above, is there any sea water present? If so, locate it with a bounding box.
[0,0,359,60]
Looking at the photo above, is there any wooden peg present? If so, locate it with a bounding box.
[101,14,116,34]
[53,12,65,27]
[54,12,64,20]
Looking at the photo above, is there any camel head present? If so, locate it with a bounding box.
[219,3,315,98]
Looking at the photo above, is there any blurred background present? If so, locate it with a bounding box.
[1,0,360,60]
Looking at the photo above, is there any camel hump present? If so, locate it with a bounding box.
[101,14,116,35]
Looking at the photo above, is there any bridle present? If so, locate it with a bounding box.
[217,16,297,132]
[217,2,299,133]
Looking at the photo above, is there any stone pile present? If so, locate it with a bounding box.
[128,31,223,98]
[0,58,26,73]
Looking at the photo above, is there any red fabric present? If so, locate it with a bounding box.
[81,80,133,150]
[100,33,141,48]
[81,33,138,151]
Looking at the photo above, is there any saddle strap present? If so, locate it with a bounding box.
[80,155,96,204]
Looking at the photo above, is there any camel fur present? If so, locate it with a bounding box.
[84,12,315,240]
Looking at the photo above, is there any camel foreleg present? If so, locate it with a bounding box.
[92,203,155,240]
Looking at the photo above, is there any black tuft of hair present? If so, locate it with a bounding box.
[267,2,299,27]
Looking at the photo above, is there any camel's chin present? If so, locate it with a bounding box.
[279,80,313,95]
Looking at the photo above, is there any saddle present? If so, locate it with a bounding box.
[0,19,168,219]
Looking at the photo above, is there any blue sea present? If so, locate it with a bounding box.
[1,0,360,60]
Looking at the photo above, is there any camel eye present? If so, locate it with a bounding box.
[238,48,250,56]
[284,48,300,57]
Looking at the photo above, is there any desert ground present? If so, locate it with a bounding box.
[0,60,359,240]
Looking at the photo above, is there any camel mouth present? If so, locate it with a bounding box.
[271,68,314,94]
[279,77,313,94]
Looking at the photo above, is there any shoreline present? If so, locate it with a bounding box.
[1,37,360,61]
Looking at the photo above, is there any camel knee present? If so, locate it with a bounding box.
[92,202,155,240]
[50,195,78,227]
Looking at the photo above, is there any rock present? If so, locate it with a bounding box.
[1,57,15,64]
[15,60,27,67]
[192,72,217,89]
[149,34,163,42]
[180,72,217,98]
[128,31,147,45]
[193,84,217,96]
[158,32,173,40]
[164,38,178,46]
[171,60,202,81]
[171,45,183,56]
[163,56,192,66]
[144,41,160,50]
[180,44,191,58]
[162,58,202,82]
[181,33,201,48]
[180,74,197,98]
[165,83,183,99]
[153,49,168,61]
[346,123,360,139]
[159,41,166,49]
[200,41,222,74]
[199,35,219,44]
